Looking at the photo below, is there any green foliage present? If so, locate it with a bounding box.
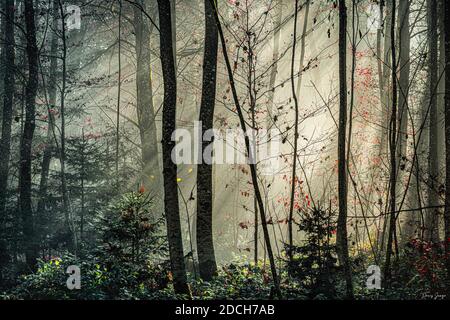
[191,263,272,299]
[1,194,445,300]
[286,206,340,299]
[2,192,173,300]
[384,238,448,298]
[95,191,167,264]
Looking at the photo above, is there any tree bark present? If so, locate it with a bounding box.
[379,0,393,159]
[426,0,440,243]
[196,0,219,281]
[20,0,39,270]
[336,0,354,299]
[397,0,409,164]
[0,0,15,279]
[157,0,190,296]
[288,0,301,262]
[442,0,450,296]
[0,0,15,215]
[133,0,162,201]
[37,0,58,218]
[397,0,414,242]
[384,0,398,288]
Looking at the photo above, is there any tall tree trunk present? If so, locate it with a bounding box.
[379,0,393,159]
[426,0,440,242]
[397,0,413,242]
[384,0,398,288]
[442,0,450,295]
[208,0,282,299]
[437,0,446,178]
[288,0,300,262]
[336,0,354,299]
[0,0,15,279]
[397,0,409,164]
[133,0,162,201]
[37,0,58,227]
[20,0,39,270]
[377,0,393,256]
[116,0,122,187]
[157,0,190,296]
[196,0,219,281]
[0,0,15,215]
[58,0,76,253]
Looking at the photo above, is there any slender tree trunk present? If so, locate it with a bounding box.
[379,0,393,159]
[116,0,122,187]
[397,0,414,242]
[0,0,15,278]
[196,0,219,281]
[37,0,60,255]
[20,0,39,270]
[442,0,450,295]
[157,0,190,296]
[37,0,58,220]
[208,0,281,299]
[0,0,15,214]
[133,0,162,200]
[384,0,398,288]
[437,0,446,176]
[426,0,440,243]
[288,0,300,262]
[397,0,410,164]
[378,0,392,256]
[58,0,76,253]
[336,0,354,299]
[376,0,384,115]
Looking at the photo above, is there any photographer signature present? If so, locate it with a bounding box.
[421,292,446,300]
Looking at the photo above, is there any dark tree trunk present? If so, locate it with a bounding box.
[442,0,450,296]
[20,0,39,270]
[426,0,440,243]
[0,0,15,215]
[397,0,414,242]
[397,0,410,179]
[157,0,190,296]
[384,0,398,288]
[379,0,393,160]
[336,0,354,299]
[196,0,219,281]
[0,0,15,278]
[288,0,300,262]
[133,0,162,201]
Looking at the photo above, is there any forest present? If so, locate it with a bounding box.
[0,0,449,301]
